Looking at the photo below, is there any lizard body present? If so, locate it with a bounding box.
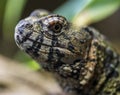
[14,9,120,95]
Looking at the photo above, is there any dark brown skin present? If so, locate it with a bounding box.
[14,9,120,95]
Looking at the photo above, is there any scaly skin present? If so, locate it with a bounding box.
[14,9,120,95]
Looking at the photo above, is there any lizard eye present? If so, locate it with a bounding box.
[41,15,68,37]
[49,23,62,33]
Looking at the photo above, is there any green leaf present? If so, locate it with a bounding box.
[54,0,93,21]
[0,0,7,21]
[3,0,27,40]
[73,0,120,26]
[14,51,40,70]
[25,60,40,70]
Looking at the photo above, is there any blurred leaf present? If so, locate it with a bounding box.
[0,0,7,41]
[15,51,40,70]
[3,0,27,40]
[0,0,7,21]
[73,0,120,26]
[54,0,93,21]
[26,60,40,70]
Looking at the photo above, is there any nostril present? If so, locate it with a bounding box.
[16,21,33,36]
[17,27,24,35]
[15,21,25,34]
[17,20,33,31]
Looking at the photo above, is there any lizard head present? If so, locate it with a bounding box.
[15,10,92,70]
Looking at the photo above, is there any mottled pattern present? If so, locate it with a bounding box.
[14,9,120,95]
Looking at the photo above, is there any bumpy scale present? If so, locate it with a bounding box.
[14,9,120,95]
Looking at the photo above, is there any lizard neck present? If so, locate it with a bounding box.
[93,50,120,95]
[53,49,120,95]
[86,40,120,95]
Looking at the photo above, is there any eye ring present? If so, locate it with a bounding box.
[41,14,68,38]
[51,23,62,33]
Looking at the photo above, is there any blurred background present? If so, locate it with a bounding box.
[0,0,120,70]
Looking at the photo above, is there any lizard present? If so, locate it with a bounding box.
[14,9,120,95]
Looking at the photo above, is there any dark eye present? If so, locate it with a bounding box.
[51,23,62,33]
